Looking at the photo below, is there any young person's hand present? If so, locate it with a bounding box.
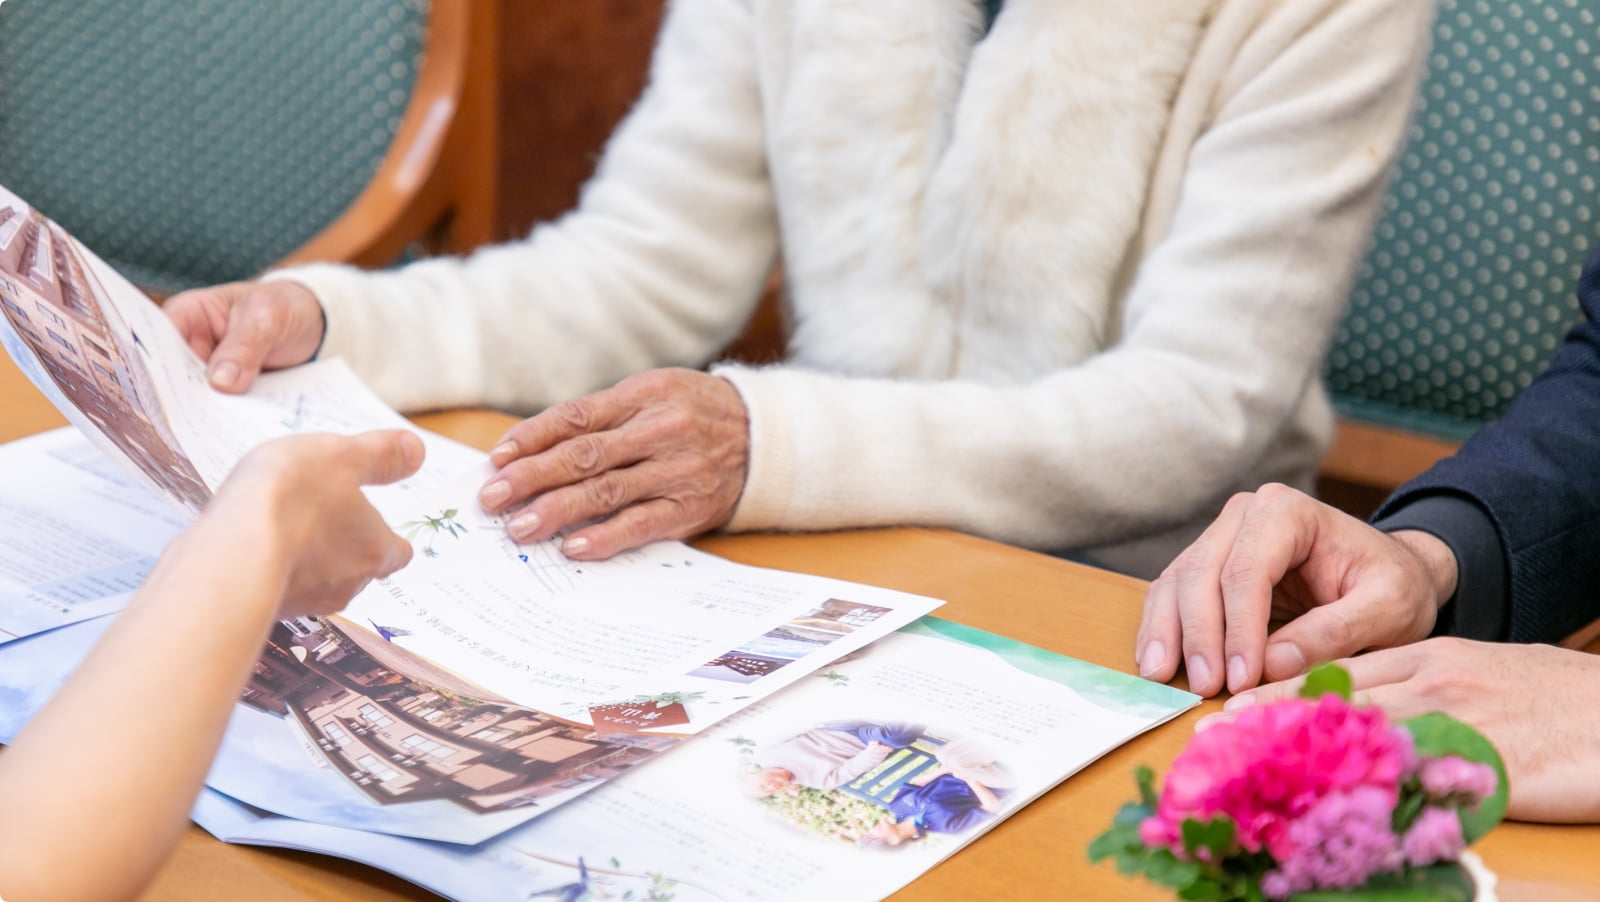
[165,279,325,393]
[477,368,749,560]
[1205,639,1600,823]
[202,429,423,618]
[1136,484,1457,696]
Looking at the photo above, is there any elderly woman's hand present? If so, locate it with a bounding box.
[477,368,749,559]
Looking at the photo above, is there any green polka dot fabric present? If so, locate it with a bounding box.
[0,0,427,296]
[1326,0,1600,441]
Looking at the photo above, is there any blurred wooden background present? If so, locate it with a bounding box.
[494,0,665,238]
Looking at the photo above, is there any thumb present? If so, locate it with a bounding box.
[207,289,295,393]
[376,532,416,578]
[1262,585,1396,682]
[343,430,426,486]
[163,288,224,362]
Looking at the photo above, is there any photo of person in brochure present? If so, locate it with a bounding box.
[0,194,209,510]
[746,720,1011,848]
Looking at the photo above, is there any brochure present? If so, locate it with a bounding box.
[0,184,942,845]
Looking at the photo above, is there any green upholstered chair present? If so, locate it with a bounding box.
[0,0,497,297]
[1320,0,1600,491]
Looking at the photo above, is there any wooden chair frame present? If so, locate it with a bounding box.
[279,0,499,269]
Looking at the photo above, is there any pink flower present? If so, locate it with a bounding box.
[1400,806,1466,867]
[1418,756,1497,806]
[1260,786,1402,898]
[1141,695,1416,861]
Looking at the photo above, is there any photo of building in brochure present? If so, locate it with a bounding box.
[0,198,210,509]
[246,616,682,814]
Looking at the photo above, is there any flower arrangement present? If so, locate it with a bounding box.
[1090,665,1507,901]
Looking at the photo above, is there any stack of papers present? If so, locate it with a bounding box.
[0,183,1198,900]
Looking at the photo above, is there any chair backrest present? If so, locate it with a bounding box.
[0,0,428,295]
[1326,0,1600,441]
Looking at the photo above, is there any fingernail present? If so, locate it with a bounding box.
[210,361,239,390]
[1195,712,1231,733]
[1138,640,1166,678]
[479,479,511,508]
[1223,692,1257,712]
[1186,654,1212,692]
[563,536,590,556]
[508,510,541,539]
[1227,655,1247,691]
[491,442,517,462]
[1264,642,1306,681]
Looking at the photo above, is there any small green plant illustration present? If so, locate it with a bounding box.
[727,735,757,755]
[817,670,850,687]
[398,509,468,558]
[645,873,677,901]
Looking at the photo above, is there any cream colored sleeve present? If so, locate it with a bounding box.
[715,0,1434,555]
[269,0,778,414]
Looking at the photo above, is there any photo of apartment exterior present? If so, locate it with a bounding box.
[0,199,209,509]
[244,616,681,813]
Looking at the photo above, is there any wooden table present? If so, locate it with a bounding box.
[2,363,1598,900]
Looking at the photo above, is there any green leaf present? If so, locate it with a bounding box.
[1402,712,1509,843]
[1391,787,1427,834]
[1179,879,1224,901]
[1137,764,1159,808]
[1088,826,1137,863]
[1299,663,1353,701]
[1289,862,1474,902]
[1143,849,1203,889]
[1113,801,1154,828]
[1181,816,1236,859]
[442,508,458,519]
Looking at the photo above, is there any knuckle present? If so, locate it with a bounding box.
[553,398,595,432]
[1221,491,1257,513]
[1166,550,1212,589]
[1253,482,1298,504]
[585,474,629,513]
[564,434,607,473]
[1321,614,1357,652]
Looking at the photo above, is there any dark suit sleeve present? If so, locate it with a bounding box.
[1370,240,1600,644]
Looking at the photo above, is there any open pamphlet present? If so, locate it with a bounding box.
[0,183,1200,898]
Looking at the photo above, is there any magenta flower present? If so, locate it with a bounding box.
[1258,786,1402,898]
[1141,695,1416,861]
[1418,755,1497,806]
[1400,806,1467,867]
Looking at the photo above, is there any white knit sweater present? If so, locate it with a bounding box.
[275,0,1433,577]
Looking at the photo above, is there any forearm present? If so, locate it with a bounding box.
[0,519,287,902]
[715,361,1308,553]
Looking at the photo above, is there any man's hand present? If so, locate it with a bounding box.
[207,430,423,618]
[478,368,749,560]
[164,280,324,393]
[1136,484,1457,696]
[1207,639,1600,823]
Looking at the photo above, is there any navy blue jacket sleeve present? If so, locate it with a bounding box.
[1371,240,1600,644]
